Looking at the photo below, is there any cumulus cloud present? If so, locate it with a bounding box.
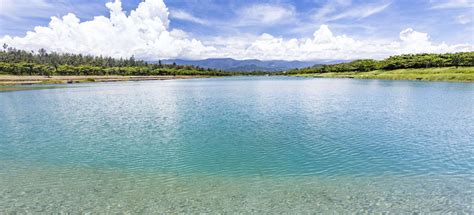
[1,0,472,61]
[210,25,473,61]
[0,0,215,60]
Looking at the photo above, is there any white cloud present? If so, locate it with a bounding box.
[429,1,473,27]
[334,0,353,6]
[313,0,352,21]
[430,0,474,9]
[0,0,104,21]
[0,0,215,60]
[0,0,52,19]
[313,5,336,21]
[208,25,473,61]
[456,14,472,24]
[170,9,208,25]
[312,1,390,23]
[236,4,296,26]
[327,3,391,21]
[1,0,472,61]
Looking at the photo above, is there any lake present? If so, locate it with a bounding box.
[0,77,473,213]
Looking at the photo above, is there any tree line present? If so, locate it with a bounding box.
[2,45,472,76]
[285,52,474,75]
[0,45,234,76]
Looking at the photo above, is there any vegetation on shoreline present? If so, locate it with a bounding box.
[285,52,474,74]
[294,67,474,82]
[0,45,240,76]
[1,45,473,83]
[0,75,201,86]
[283,52,474,82]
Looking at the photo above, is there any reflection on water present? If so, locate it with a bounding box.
[0,77,473,213]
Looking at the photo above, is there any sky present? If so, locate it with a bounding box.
[0,0,473,61]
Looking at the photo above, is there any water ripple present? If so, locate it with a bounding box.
[0,77,473,212]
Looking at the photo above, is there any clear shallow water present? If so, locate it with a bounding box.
[0,77,473,213]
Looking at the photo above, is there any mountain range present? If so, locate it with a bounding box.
[159,58,345,72]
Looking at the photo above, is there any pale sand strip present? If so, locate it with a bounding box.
[0,75,204,85]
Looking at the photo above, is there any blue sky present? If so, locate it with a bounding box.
[0,0,473,60]
[167,0,472,44]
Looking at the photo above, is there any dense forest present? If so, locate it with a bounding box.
[0,45,235,76]
[285,52,474,75]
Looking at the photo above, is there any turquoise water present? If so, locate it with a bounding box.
[0,77,473,213]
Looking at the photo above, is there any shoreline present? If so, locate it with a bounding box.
[0,75,206,86]
[292,75,474,83]
[2,68,474,87]
[290,67,474,82]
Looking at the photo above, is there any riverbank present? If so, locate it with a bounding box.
[292,67,474,82]
[0,75,204,86]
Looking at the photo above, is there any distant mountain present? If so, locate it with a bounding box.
[157,58,345,72]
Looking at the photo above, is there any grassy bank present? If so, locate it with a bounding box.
[0,75,204,86]
[293,67,474,82]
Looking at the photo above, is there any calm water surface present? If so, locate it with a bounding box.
[0,77,473,213]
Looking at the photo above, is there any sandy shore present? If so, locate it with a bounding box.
[0,75,203,86]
